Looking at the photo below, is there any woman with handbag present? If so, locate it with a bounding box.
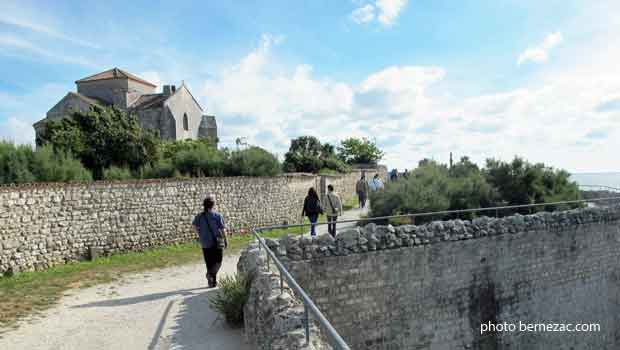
[192,196,228,288]
[301,187,322,237]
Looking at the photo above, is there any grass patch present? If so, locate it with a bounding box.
[0,242,202,330]
[342,196,359,211]
[0,214,329,330]
[0,225,306,330]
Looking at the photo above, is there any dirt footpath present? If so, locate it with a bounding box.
[0,254,248,350]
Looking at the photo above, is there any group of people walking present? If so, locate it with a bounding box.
[191,173,385,288]
[356,173,384,209]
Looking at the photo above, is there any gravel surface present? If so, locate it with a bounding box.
[0,254,249,350]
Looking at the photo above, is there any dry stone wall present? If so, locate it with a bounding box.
[238,242,331,350]
[260,205,620,350]
[0,169,378,275]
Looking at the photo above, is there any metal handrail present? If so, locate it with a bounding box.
[251,196,620,349]
[580,184,620,192]
[257,196,620,231]
[252,228,351,349]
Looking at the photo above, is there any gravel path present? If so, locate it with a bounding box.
[0,204,369,350]
[0,254,248,350]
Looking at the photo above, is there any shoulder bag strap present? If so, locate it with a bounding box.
[327,193,336,213]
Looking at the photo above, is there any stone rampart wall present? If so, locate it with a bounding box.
[263,205,620,349]
[0,168,381,275]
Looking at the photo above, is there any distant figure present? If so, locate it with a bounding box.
[324,184,343,237]
[302,187,323,237]
[390,169,398,181]
[356,174,370,209]
[403,169,409,179]
[369,174,384,191]
[192,196,228,288]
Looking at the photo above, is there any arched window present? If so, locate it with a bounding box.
[183,113,189,131]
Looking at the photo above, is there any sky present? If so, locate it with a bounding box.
[0,0,619,173]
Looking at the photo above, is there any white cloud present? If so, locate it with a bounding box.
[376,0,408,26]
[139,71,162,90]
[350,0,408,26]
[350,4,376,24]
[0,117,35,145]
[0,15,99,49]
[0,34,96,67]
[518,32,563,65]
[198,28,620,172]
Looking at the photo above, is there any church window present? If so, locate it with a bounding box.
[183,113,189,131]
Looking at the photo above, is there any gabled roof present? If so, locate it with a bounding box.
[67,91,107,106]
[129,93,169,110]
[75,68,157,87]
[128,83,204,111]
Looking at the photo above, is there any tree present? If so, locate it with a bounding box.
[225,146,281,176]
[337,137,384,165]
[282,136,348,173]
[38,106,159,179]
[484,157,580,206]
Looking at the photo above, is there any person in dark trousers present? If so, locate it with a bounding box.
[324,184,343,237]
[302,187,322,237]
[192,196,228,288]
[356,174,370,209]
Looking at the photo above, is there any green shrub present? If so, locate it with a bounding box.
[209,273,253,327]
[173,143,226,177]
[225,146,281,176]
[0,142,91,184]
[103,166,133,180]
[0,141,36,184]
[31,145,92,182]
[140,159,180,179]
[370,156,580,223]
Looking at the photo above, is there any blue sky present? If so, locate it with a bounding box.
[1,0,619,173]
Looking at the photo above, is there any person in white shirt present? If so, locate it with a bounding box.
[369,174,384,191]
[324,184,343,237]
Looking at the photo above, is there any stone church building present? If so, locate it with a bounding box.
[34,68,217,145]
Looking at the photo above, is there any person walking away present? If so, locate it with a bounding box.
[390,169,398,181]
[370,174,384,191]
[356,175,369,208]
[302,187,323,237]
[192,196,228,288]
[324,184,343,237]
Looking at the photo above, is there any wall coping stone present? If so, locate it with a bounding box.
[275,204,620,261]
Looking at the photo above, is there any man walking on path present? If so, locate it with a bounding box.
[356,174,370,209]
[324,184,343,237]
[192,196,228,288]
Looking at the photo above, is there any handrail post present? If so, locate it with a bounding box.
[304,303,310,345]
[280,273,284,294]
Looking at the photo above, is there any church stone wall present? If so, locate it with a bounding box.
[164,86,203,140]
[46,94,93,120]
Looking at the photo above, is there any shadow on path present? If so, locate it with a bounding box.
[166,289,247,350]
[72,287,207,308]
